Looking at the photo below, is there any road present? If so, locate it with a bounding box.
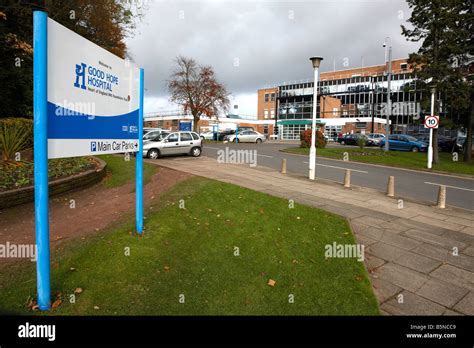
[201,142,474,211]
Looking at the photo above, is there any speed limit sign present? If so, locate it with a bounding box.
[424,115,439,129]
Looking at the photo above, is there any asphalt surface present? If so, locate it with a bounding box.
[201,142,474,211]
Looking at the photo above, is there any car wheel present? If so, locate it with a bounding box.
[190,147,201,157]
[256,138,262,144]
[411,146,419,153]
[147,149,160,159]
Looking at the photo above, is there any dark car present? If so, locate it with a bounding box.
[413,134,456,152]
[337,133,374,146]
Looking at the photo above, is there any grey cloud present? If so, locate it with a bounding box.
[127,0,420,101]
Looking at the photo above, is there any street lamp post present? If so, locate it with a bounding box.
[383,38,392,151]
[309,56,323,181]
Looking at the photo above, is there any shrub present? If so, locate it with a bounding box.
[0,118,33,162]
[356,136,366,150]
[300,129,327,149]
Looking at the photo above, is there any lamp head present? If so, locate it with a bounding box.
[309,56,324,69]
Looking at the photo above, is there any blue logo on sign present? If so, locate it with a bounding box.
[74,63,87,90]
[91,142,96,152]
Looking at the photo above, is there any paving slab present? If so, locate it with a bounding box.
[404,229,467,249]
[416,279,469,308]
[453,291,474,315]
[381,291,445,315]
[393,250,442,274]
[375,263,430,292]
[430,265,474,291]
[370,276,402,303]
[412,243,474,272]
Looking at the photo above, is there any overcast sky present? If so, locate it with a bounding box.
[126,0,421,117]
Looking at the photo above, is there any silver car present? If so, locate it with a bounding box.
[226,130,266,143]
[143,131,202,159]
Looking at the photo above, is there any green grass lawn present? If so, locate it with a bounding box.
[282,147,474,176]
[98,154,156,188]
[0,177,379,315]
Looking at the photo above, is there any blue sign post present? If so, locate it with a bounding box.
[136,69,144,234]
[32,11,144,310]
[33,10,51,311]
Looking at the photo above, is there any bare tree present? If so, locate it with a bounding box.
[168,56,230,132]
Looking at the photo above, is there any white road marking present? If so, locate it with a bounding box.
[424,182,474,192]
[302,161,368,174]
[257,154,273,158]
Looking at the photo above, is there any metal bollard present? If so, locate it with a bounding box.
[281,158,287,174]
[437,185,446,209]
[344,169,351,188]
[387,176,395,197]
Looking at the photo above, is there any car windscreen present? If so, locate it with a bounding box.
[405,135,418,142]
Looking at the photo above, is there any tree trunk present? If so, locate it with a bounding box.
[193,114,200,132]
[464,90,474,163]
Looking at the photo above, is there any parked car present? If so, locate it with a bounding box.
[143,127,163,135]
[143,131,202,159]
[225,130,266,143]
[366,133,385,145]
[199,131,215,140]
[413,134,456,152]
[379,134,428,152]
[143,129,165,141]
[216,130,235,141]
[337,133,374,146]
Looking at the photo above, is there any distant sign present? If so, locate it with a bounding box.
[424,115,439,129]
[47,18,140,158]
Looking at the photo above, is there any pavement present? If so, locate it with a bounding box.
[148,155,474,315]
[202,143,474,210]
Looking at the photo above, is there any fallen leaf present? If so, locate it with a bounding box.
[74,288,83,294]
[94,306,99,310]
[52,299,62,309]
[164,266,170,271]
[267,279,276,287]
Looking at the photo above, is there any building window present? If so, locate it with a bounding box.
[400,63,408,70]
[270,110,275,119]
[271,93,275,101]
[264,110,269,119]
[264,93,269,102]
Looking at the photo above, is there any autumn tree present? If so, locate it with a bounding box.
[168,56,231,132]
[0,0,145,118]
[401,0,473,163]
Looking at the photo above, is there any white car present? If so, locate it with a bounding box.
[226,131,266,143]
[199,131,215,140]
[366,133,385,145]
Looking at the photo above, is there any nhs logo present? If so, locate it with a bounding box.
[74,62,87,90]
[91,142,97,152]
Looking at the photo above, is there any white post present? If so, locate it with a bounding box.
[309,56,322,181]
[428,87,435,169]
[384,46,392,152]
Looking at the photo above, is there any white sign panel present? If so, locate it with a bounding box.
[424,115,439,129]
[47,18,140,159]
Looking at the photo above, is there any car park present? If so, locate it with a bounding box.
[225,130,266,143]
[379,134,428,152]
[143,131,202,159]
